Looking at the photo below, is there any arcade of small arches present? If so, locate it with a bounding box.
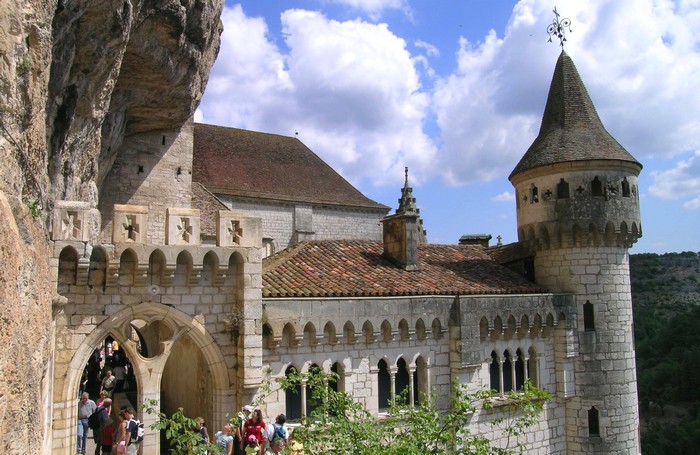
[56,244,248,291]
[262,317,445,348]
[478,311,563,341]
[277,353,431,421]
[518,219,641,250]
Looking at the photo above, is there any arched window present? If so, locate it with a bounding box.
[588,407,600,437]
[530,185,539,203]
[622,178,631,197]
[58,246,79,290]
[381,320,392,342]
[330,362,345,394]
[431,318,443,340]
[591,177,603,197]
[281,323,296,349]
[285,366,302,421]
[489,351,500,392]
[515,349,526,390]
[118,249,138,286]
[305,364,321,416]
[200,251,219,286]
[528,346,539,387]
[88,247,107,290]
[395,358,410,406]
[324,322,337,344]
[343,321,355,344]
[377,359,391,411]
[262,323,274,349]
[398,319,410,341]
[557,178,570,199]
[503,351,513,392]
[415,356,428,405]
[173,251,192,286]
[303,322,317,347]
[363,321,375,344]
[584,301,595,331]
[415,319,426,341]
[148,249,166,286]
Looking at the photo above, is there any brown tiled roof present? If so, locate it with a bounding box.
[262,240,547,298]
[191,182,229,237]
[510,51,641,179]
[193,123,389,211]
[486,242,534,265]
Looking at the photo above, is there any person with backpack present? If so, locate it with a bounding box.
[77,392,96,454]
[124,408,142,455]
[89,398,111,455]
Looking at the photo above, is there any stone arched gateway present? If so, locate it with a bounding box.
[52,302,232,455]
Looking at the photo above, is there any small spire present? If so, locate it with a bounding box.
[547,7,572,48]
[404,166,409,188]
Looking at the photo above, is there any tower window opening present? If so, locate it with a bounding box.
[622,178,631,197]
[591,177,603,197]
[531,185,539,204]
[557,178,570,199]
[583,301,595,331]
[588,407,600,437]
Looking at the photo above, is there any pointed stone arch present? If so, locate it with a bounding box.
[54,302,231,455]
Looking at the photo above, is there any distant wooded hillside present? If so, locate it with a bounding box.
[631,251,700,454]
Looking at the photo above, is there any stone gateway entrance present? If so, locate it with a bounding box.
[52,301,238,455]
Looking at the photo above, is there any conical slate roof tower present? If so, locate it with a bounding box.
[511,50,641,178]
[510,50,642,453]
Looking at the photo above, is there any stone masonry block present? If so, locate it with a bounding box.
[166,207,201,245]
[217,211,262,248]
[112,204,149,243]
[51,201,91,241]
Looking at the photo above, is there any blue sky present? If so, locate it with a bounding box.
[197,0,700,254]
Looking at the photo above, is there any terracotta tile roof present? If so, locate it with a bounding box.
[262,240,547,298]
[486,242,535,265]
[510,51,641,179]
[191,182,228,237]
[193,123,389,211]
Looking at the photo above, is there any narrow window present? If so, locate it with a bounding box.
[489,351,499,392]
[557,178,570,199]
[622,178,631,197]
[584,301,595,331]
[285,366,302,421]
[591,177,603,197]
[377,359,391,411]
[588,407,600,436]
[531,185,539,203]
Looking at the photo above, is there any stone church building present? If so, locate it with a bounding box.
[48,49,641,455]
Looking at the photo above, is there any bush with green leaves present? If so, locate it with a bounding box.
[141,399,220,455]
[280,368,551,455]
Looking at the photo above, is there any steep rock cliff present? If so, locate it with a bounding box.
[0,0,223,452]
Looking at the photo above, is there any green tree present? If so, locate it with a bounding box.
[281,369,551,455]
[140,400,219,455]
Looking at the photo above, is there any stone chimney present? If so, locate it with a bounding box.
[458,234,492,248]
[381,168,426,271]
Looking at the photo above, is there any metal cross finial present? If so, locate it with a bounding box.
[547,7,572,47]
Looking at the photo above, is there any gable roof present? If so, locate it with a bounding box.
[510,51,641,180]
[191,182,228,238]
[262,240,547,298]
[193,123,389,211]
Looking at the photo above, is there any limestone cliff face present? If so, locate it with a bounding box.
[0,0,223,452]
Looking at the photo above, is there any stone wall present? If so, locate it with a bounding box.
[535,247,639,454]
[50,239,261,454]
[261,294,572,453]
[99,121,195,245]
[217,196,385,253]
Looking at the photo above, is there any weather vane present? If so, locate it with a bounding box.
[547,7,572,47]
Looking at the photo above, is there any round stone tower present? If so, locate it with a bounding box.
[509,51,641,454]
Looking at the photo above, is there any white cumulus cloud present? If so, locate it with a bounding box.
[649,151,700,209]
